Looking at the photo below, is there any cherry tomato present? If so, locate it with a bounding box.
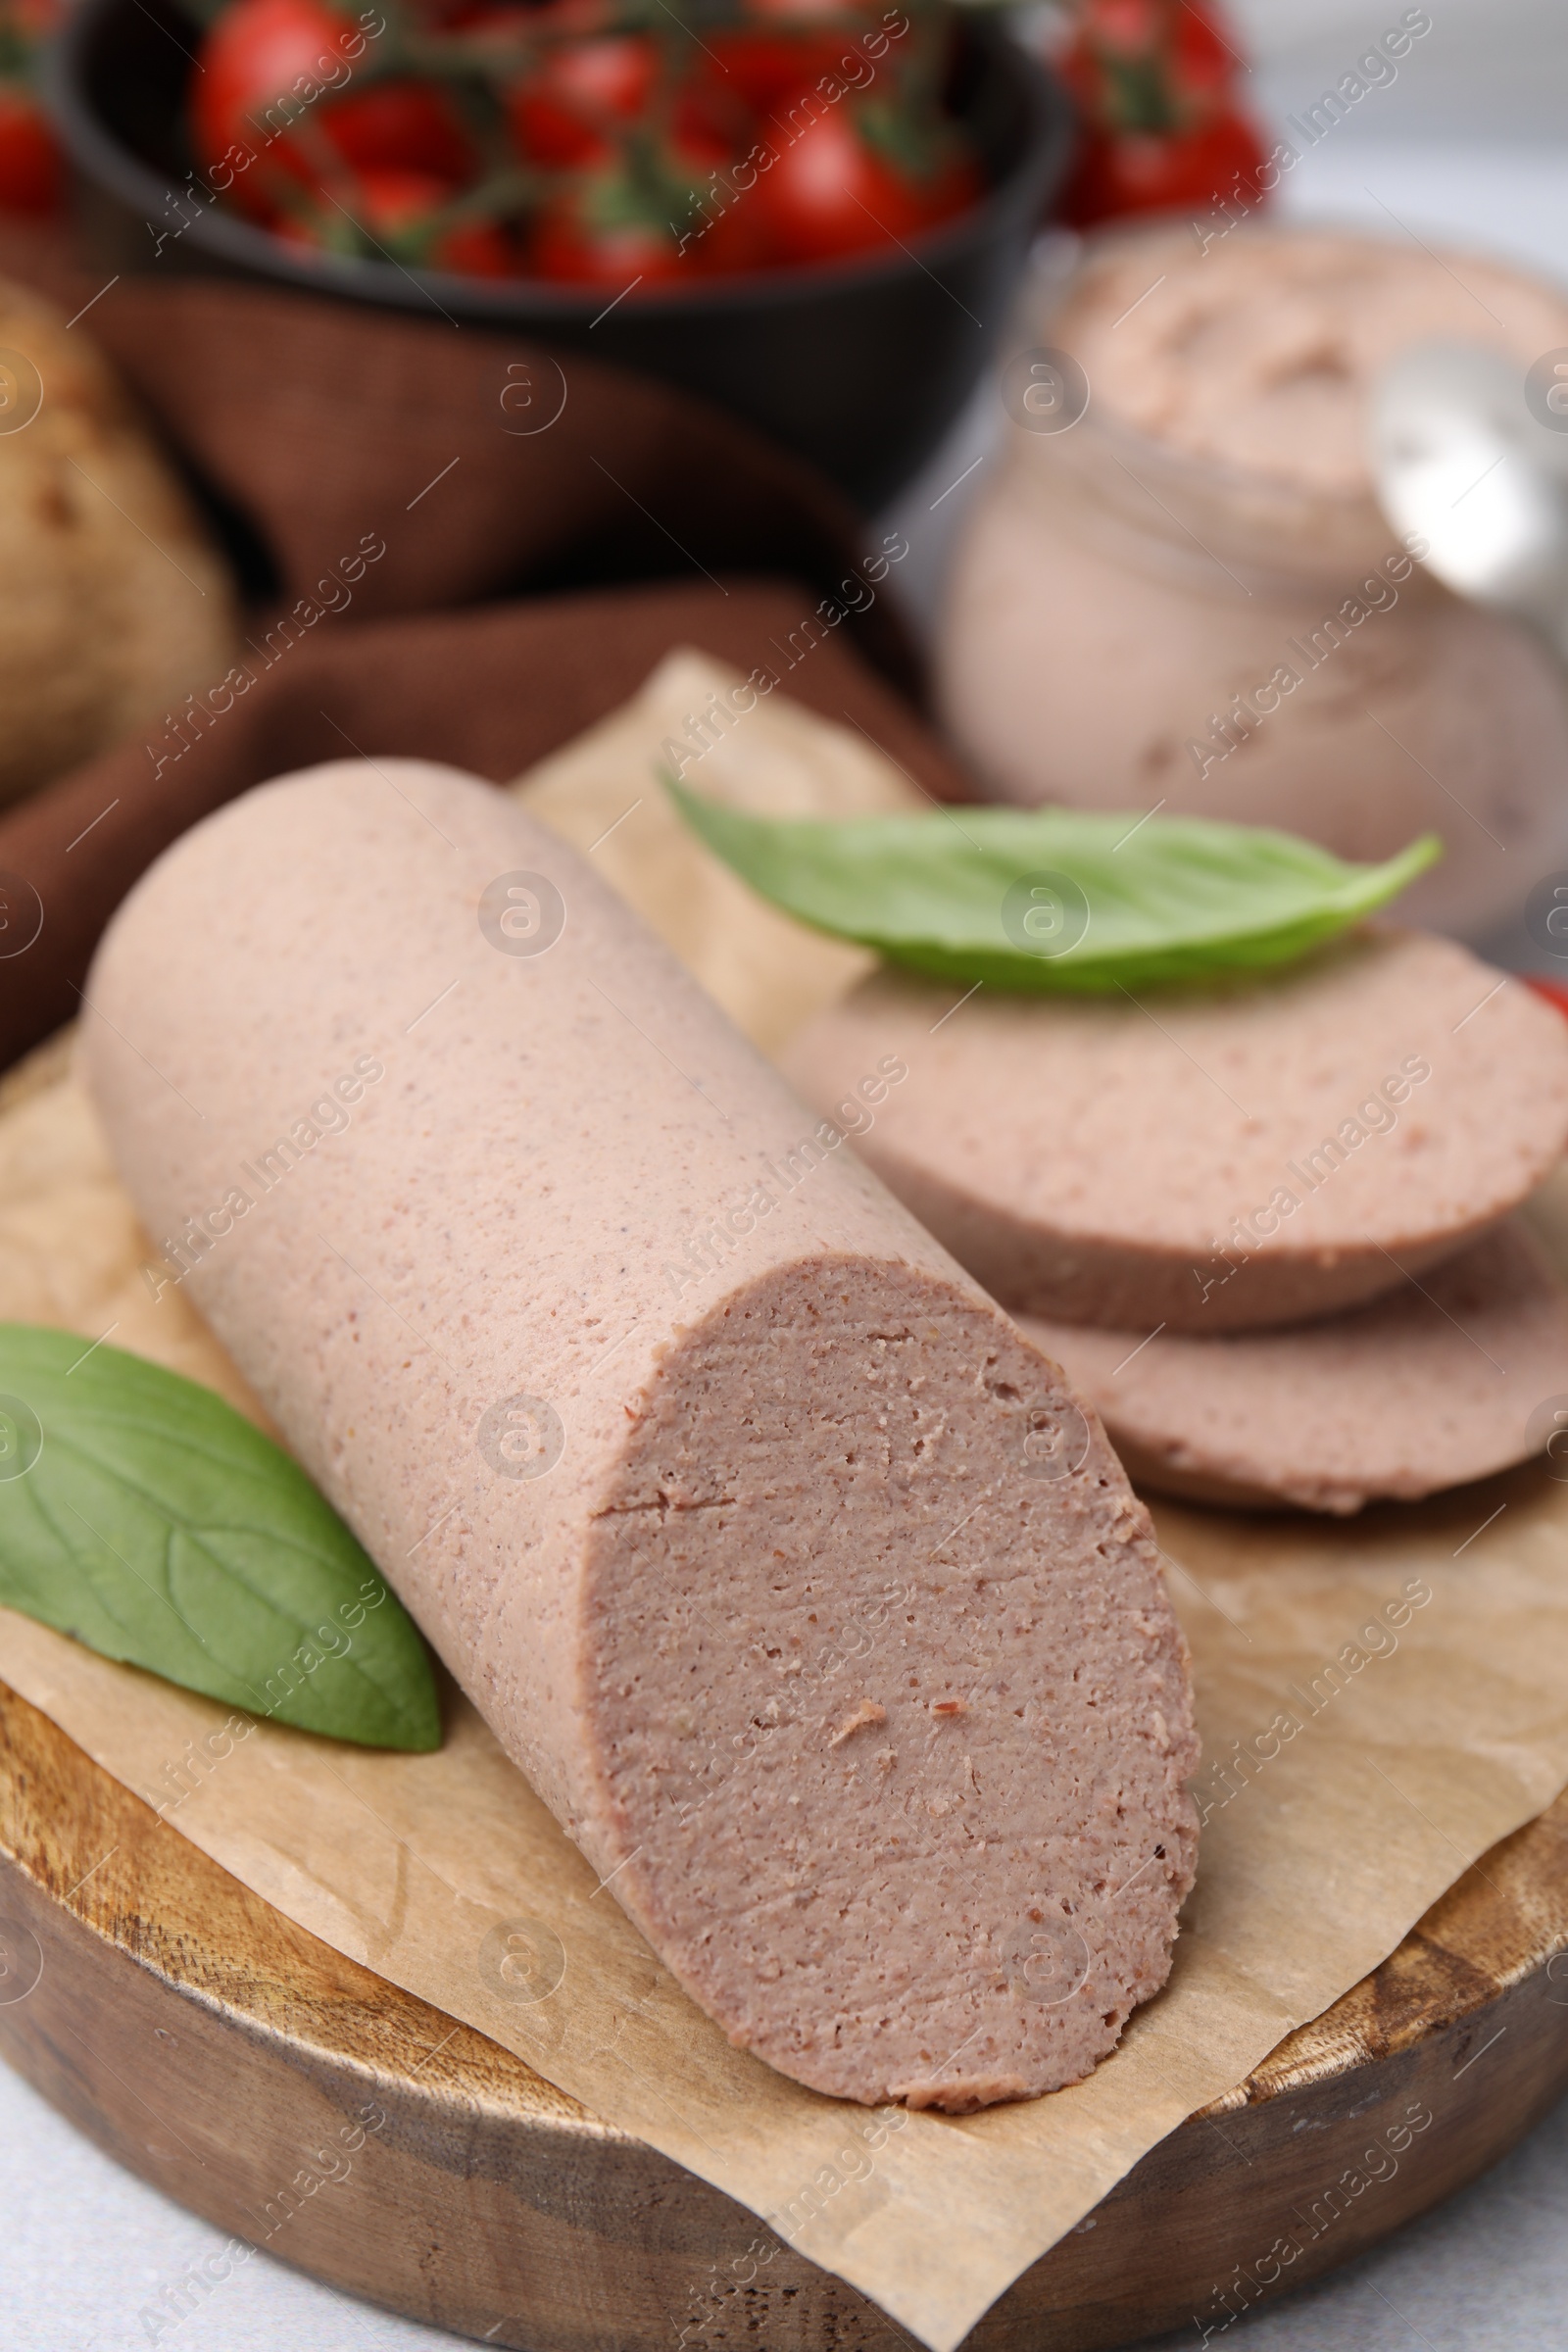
[1070,0,1162,51]
[1059,108,1265,226]
[0,84,60,213]
[331,161,442,224]
[356,167,516,273]
[1055,0,1266,227]
[506,33,656,167]
[1169,2,1240,96]
[434,217,518,275]
[706,27,854,114]
[750,103,979,265]
[1527,977,1568,1023]
[526,123,762,285]
[672,158,769,275]
[193,0,359,186]
[0,0,63,215]
[1061,0,1237,101]
[7,0,58,35]
[318,80,476,181]
[278,163,518,273]
[529,184,687,286]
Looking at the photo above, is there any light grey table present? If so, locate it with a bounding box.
[4,2039,1567,2350]
[9,2,1568,2344]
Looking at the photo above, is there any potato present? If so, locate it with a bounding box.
[0,276,238,805]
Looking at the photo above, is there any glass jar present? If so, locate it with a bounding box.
[936,223,1568,941]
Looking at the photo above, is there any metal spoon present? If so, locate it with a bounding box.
[1371,339,1568,660]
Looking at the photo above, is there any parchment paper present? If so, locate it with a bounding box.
[4,676,1568,2351]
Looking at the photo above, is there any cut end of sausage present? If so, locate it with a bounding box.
[582,1255,1200,2106]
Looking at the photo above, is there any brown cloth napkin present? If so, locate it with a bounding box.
[0,259,970,1071]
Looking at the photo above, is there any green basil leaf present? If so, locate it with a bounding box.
[664,780,1443,992]
[0,1326,440,1751]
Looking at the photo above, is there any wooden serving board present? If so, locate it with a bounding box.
[3,1677,1566,2351]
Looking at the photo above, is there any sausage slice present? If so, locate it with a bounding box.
[779,935,1568,1332]
[1018,1220,1568,1514]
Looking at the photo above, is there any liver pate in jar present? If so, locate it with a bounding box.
[938,224,1568,938]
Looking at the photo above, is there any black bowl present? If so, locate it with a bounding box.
[48,0,1073,508]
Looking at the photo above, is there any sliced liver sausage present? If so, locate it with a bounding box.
[79,760,1199,2111]
[1019,1219,1568,1514]
[779,933,1568,1333]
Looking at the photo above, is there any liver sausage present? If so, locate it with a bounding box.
[79,760,1199,2110]
[779,933,1568,1332]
